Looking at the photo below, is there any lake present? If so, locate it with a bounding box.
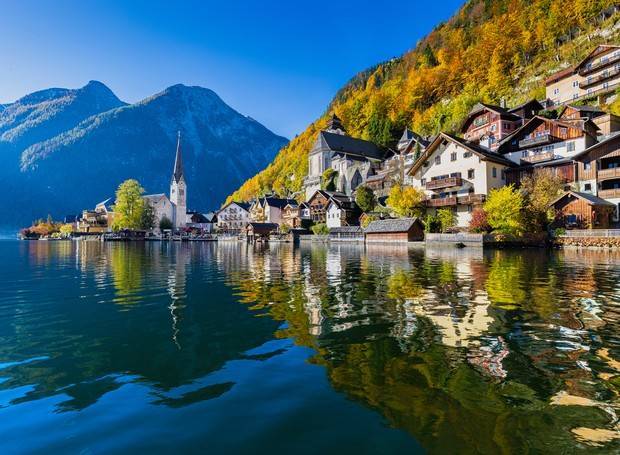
[0,240,619,453]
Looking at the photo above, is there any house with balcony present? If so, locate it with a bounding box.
[407,133,515,227]
[78,197,115,233]
[546,44,620,106]
[571,133,620,223]
[249,196,298,224]
[459,103,531,150]
[498,116,599,186]
[216,201,251,234]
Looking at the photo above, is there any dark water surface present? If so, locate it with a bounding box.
[1,240,619,453]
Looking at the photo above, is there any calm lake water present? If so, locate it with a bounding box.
[1,240,620,453]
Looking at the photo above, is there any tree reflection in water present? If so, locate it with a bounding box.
[224,243,620,452]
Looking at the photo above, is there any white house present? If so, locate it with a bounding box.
[217,201,251,233]
[325,194,361,229]
[143,193,174,232]
[408,132,516,227]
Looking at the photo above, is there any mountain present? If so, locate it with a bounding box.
[227,0,620,204]
[0,82,287,227]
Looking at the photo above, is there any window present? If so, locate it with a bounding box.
[490,124,497,132]
[584,161,591,170]
[421,178,426,186]
[573,93,579,100]
[463,151,473,158]
[468,169,475,179]
[492,167,497,178]
[559,127,567,136]
[451,152,457,161]
[573,80,579,88]
[435,155,441,165]
[567,141,575,152]
[553,88,560,95]
[501,170,506,180]
[584,183,592,192]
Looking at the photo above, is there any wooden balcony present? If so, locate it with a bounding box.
[598,188,620,198]
[521,151,555,164]
[597,167,620,180]
[457,194,486,205]
[579,53,620,76]
[425,176,462,191]
[426,197,457,207]
[580,68,620,89]
[518,133,559,149]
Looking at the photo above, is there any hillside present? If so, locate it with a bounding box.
[0,83,287,227]
[227,0,620,204]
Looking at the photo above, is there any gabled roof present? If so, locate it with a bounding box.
[204,212,218,222]
[327,194,358,211]
[307,189,335,204]
[460,102,521,132]
[263,197,297,209]
[550,191,614,207]
[96,198,114,211]
[497,116,597,153]
[143,193,167,202]
[329,226,363,234]
[246,222,279,234]
[409,132,515,175]
[574,44,620,72]
[315,131,387,161]
[558,104,605,119]
[572,131,620,160]
[507,99,544,114]
[365,217,422,233]
[219,201,251,212]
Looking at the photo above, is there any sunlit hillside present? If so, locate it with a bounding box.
[227,0,620,204]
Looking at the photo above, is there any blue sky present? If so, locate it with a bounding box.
[1,0,464,138]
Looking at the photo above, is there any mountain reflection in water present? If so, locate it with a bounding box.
[0,240,619,453]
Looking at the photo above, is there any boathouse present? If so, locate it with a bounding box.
[246,222,279,241]
[364,218,424,243]
[329,226,364,242]
[550,191,615,229]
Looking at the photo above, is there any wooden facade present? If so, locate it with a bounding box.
[505,162,576,186]
[364,218,425,243]
[307,190,331,223]
[282,204,301,228]
[574,135,620,182]
[551,192,614,229]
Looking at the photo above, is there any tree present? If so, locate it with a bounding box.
[469,208,491,233]
[520,170,565,231]
[279,223,291,234]
[361,214,378,228]
[59,224,74,237]
[424,214,441,233]
[437,208,457,233]
[387,184,425,218]
[321,169,338,191]
[311,223,329,235]
[112,179,147,231]
[355,185,376,213]
[484,185,525,236]
[159,215,173,231]
[140,203,155,231]
[421,44,439,68]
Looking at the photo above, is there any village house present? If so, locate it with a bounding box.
[246,222,279,241]
[408,132,515,227]
[365,128,430,195]
[281,202,311,229]
[249,196,298,224]
[143,193,174,232]
[217,201,251,233]
[546,44,620,107]
[498,115,600,186]
[325,194,361,229]
[306,190,332,224]
[364,218,425,243]
[304,114,390,199]
[328,226,364,242]
[78,198,115,233]
[460,102,528,150]
[550,191,615,229]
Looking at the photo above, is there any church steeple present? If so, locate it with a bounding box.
[325,113,347,135]
[172,131,185,183]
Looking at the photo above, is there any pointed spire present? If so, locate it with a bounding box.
[172,131,184,183]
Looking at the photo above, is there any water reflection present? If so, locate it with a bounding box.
[0,241,619,452]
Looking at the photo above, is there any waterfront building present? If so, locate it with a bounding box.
[364,218,424,243]
[304,114,389,199]
[306,190,333,223]
[550,191,614,229]
[249,196,297,224]
[77,198,114,233]
[216,201,251,233]
[407,132,515,227]
[143,193,174,232]
[546,44,620,106]
[325,194,361,229]
[498,116,599,186]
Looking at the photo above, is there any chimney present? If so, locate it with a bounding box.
[500,98,507,109]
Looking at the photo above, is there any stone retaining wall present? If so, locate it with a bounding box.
[555,237,620,248]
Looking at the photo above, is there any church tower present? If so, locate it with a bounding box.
[170,131,187,229]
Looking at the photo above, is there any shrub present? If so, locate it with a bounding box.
[355,185,376,213]
[484,185,525,236]
[424,214,441,233]
[159,215,173,231]
[437,208,456,233]
[386,184,425,218]
[311,223,329,235]
[469,208,491,233]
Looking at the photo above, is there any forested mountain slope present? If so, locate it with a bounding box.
[227,0,620,204]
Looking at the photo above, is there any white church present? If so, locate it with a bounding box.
[144,132,188,232]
